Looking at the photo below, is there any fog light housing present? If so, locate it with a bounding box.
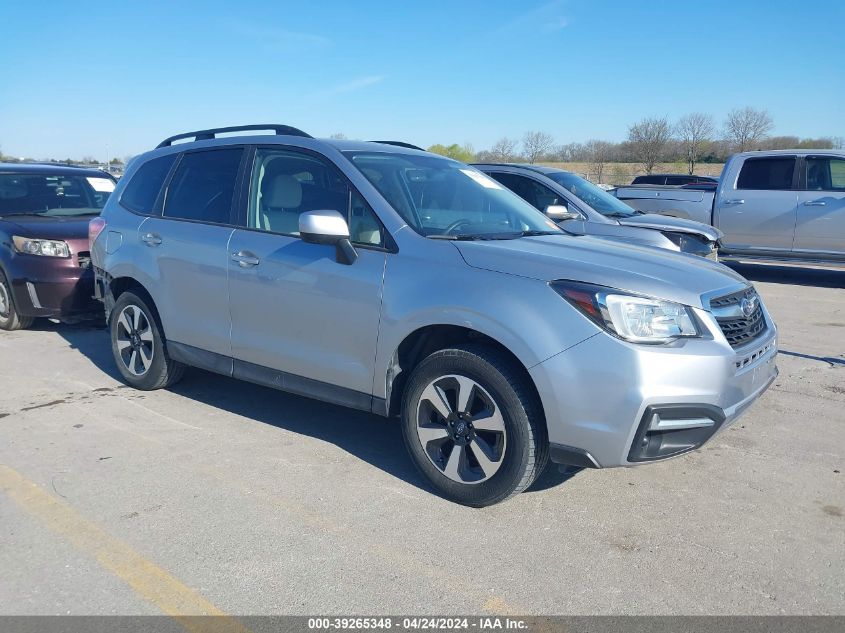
[628,405,726,462]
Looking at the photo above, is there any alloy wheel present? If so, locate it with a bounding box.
[415,374,507,484]
[0,282,9,318]
[115,304,155,376]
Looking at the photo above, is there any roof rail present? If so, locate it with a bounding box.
[156,124,312,149]
[369,140,425,151]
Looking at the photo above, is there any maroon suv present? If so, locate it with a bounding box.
[0,163,115,330]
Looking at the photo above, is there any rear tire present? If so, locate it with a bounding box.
[401,344,548,507]
[0,271,34,331]
[109,291,185,390]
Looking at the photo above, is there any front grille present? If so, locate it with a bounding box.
[710,288,767,348]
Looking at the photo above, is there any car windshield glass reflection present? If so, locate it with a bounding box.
[345,152,563,239]
[0,174,114,216]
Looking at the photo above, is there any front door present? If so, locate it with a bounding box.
[227,146,387,405]
[794,155,845,257]
[717,155,798,252]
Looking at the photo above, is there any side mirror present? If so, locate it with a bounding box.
[299,210,358,265]
[546,205,580,222]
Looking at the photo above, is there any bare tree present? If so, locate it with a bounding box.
[490,137,518,161]
[522,131,555,164]
[723,107,773,152]
[584,139,614,183]
[329,132,347,140]
[675,113,714,175]
[626,116,672,174]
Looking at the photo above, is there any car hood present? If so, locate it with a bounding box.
[1,214,93,253]
[617,214,723,242]
[453,235,747,309]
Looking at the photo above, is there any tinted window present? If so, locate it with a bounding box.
[163,149,242,223]
[737,158,795,190]
[547,171,638,216]
[632,175,665,185]
[806,157,845,191]
[0,172,114,216]
[489,172,565,211]
[667,176,694,185]
[248,148,383,246]
[121,154,176,214]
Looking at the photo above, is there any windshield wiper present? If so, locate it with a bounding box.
[515,230,564,237]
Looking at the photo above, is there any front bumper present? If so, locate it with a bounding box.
[530,312,778,468]
[8,256,100,319]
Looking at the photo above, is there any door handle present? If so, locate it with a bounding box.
[141,232,162,246]
[803,200,826,206]
[723,199,745,205]
[231,251,260,267]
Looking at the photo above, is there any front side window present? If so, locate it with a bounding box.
[736,157,796,191]
[248,148,383,246]
[344,152,561,238]
[163,149,243,224]
[488,172,565,212]
[547,171,638,217]
[0,172,114,216]
[121,154,176,214]
[806,157,845,191]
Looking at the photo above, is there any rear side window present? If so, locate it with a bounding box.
[736,157,796,190]
[163,149,243,224]
[120,154,177,214]
[806,157,845,191]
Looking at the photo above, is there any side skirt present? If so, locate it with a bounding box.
[167,341,386,416]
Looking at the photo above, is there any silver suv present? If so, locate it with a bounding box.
[91,125,779,507]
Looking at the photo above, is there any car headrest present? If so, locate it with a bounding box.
[263,174,302,209]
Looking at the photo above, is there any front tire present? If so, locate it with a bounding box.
[109,291,185,390]
[401,344,548,507]
[0,271,34,331]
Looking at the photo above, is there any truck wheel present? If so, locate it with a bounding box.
[401,344,548,507]
[109,291,185,390]
[0,272,34,331]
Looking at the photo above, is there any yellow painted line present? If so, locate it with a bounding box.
[0,464,249,633]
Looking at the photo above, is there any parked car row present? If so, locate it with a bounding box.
[0,126,782,506]
[614,150,845,266]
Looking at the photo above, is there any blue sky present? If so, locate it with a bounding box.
[1,0,843,160]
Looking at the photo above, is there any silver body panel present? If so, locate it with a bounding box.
[93,135,778,470]
[474,164,720,255]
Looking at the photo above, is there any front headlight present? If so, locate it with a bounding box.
[12,236,71,258]
[664,232,714,258]
[552,281,699,344]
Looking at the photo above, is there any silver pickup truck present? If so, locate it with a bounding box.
[615,150,845,266]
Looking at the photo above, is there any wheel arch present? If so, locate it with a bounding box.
[383,324,546,427]
[106,275,167,339]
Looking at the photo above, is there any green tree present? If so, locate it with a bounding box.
[427,143,475,162]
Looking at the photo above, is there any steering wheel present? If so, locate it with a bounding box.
[443,219,473,235]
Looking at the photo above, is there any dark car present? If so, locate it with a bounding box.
[0,163,115,330]
[631,173,719,186]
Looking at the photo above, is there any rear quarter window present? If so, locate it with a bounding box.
[736,157,796,190]
[120,154,177,214]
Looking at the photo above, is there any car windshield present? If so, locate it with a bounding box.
[546,172,639,217]
[344,152,563,239]
[0,172,115,216]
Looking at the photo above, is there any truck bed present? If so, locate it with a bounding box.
[613,185,715,226]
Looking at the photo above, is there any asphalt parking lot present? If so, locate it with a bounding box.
[1,263,843,617]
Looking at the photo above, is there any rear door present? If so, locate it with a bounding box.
[794,155,845,257]
[716,155,798,252]
[141,147,245,357]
